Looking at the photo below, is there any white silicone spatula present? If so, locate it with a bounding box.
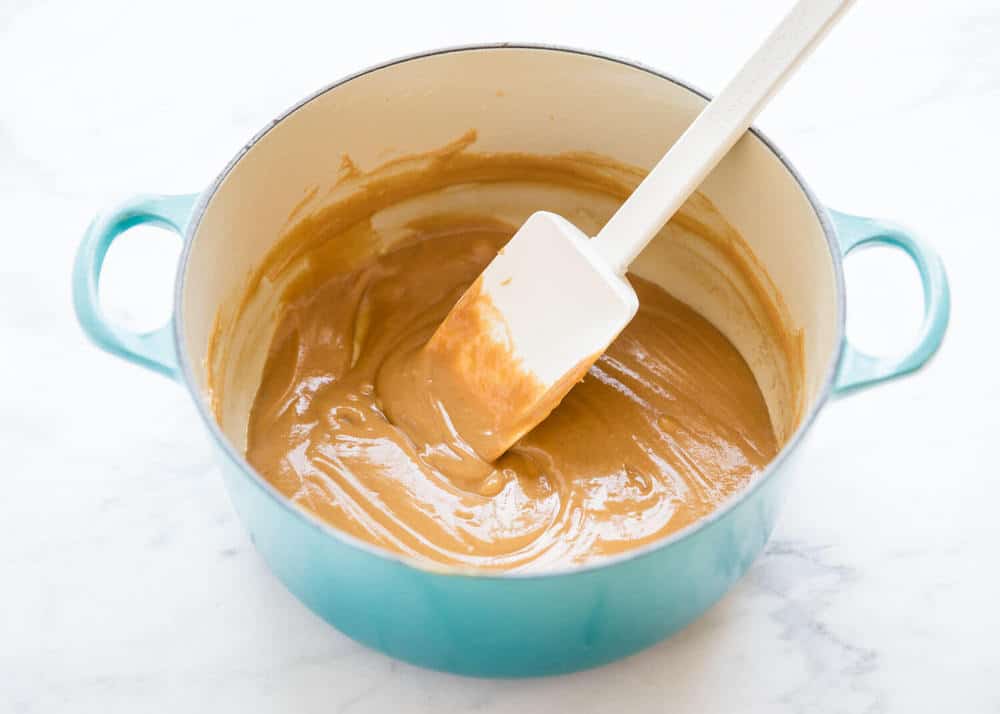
[425,0,855,461]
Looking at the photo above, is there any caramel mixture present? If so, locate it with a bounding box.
[245,213,779,571]
[378,272,595,475]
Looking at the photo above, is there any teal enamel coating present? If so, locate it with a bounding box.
[828,209,950,393]
[72,193,198,380]
[216,433,794,676]
[72,197,949,676]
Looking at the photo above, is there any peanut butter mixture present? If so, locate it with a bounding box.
[245,211,779,571]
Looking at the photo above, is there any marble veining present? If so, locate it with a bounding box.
[751,542,883,713]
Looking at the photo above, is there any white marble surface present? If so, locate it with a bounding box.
[2,1,997,711]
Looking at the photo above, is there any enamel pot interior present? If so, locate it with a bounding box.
[179,46,842,572]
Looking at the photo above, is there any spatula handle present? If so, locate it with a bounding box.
[592,0,855,274]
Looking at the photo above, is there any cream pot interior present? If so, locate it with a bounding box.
[180,46,841,553]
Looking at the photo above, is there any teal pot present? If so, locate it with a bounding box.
[72,46,949,677]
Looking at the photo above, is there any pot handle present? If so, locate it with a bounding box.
[828,209,950,394]
[72,193,199,380]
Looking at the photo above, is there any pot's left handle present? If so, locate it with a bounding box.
[829,209,950,393]
[73,193,199,380]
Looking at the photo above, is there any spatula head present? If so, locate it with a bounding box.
[422,210,639,461]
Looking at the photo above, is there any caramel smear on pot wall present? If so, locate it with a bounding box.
[211,133,803,572]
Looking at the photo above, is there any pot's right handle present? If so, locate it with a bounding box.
[828,209,950,394]
[73,193,199,380]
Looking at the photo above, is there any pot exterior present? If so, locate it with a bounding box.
[217,438,799,676]
[70,45,949,680]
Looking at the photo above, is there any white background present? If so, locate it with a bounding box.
[1,1,997,712]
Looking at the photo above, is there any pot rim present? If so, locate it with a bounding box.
[174,42,845,580]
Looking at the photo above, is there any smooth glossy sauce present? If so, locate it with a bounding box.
[245,214,779,571]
